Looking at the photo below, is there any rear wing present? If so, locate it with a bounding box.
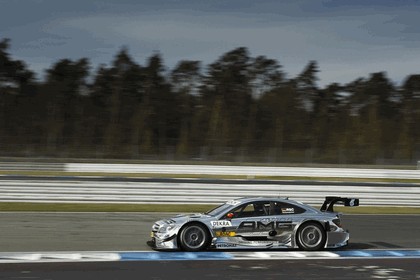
[320,196,359,212]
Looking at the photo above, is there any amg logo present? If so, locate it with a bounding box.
[211,221,232,228]
[238,221,292,231]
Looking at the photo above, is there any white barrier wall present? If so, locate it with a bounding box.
[0,178,419,207]
[65,163,420,179]
[0,163,419,207]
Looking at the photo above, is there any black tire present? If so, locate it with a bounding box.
[178,223,210,251]
[296,222,326,251]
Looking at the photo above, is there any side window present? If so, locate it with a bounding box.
[253,202,270,216]
[270,201,305,215]
[240,204,255,217]
[222,204,248,219]
[227,202,270,218]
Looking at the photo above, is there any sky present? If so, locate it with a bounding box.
[1,0,419,87]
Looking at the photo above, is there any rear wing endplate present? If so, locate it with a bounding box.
[320,196,359,212]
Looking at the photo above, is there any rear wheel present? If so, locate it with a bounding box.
[179,223,210,251]
[296,222,326,251]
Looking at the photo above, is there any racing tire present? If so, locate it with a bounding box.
[178,223,210,252]
[296,222,326,251]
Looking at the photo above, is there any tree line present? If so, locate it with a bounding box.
[1,38,419,164]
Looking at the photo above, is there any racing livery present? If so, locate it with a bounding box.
[149,196,359,251]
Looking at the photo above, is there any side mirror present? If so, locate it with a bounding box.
[226,213,234,219]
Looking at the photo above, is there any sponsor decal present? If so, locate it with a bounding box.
[226,200,240,206]
[238,231,267,236]
[281,208,295,214]
[216,231,236,237]
[211,220,232,228]
[238,220,293,232]
[216,243,237,248]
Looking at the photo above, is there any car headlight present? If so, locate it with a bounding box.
[158,224,176,233]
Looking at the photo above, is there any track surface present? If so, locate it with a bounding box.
[1,259,419,280]
[0,213,419,279]
[0,213,419,251]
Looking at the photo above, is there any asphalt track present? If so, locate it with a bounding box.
[0,213,419,251]
[0,213,419,279]
[0,259,419,280]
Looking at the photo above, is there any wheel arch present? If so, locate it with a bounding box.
[177,221,213,250]
[295,220,327,249]
[298,219,328,230]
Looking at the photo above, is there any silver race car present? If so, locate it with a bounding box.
[149,196,359,251]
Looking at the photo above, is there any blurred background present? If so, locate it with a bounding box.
[1,39,419,165]
[1,0,420,166]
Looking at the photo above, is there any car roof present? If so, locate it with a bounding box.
[223,197,321,214]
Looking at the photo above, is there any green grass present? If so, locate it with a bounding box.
[1,202,420,214]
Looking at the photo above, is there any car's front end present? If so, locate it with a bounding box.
[150,213,214,250]
[150,219,181,250]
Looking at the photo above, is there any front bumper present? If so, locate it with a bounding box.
[149,233,178,250]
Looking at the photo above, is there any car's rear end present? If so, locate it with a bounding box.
[320,197,359,248]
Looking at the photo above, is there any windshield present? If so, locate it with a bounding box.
[205,203,233,217]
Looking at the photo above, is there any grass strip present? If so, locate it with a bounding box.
[1,202,420,214]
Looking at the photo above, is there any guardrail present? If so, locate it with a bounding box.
[0,177,419,207]
[0,162,65,171]
[64,163,420,179]
[0,162,419,179]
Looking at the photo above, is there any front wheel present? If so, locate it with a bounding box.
[296,222,326,251]
[179,224,210,251]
